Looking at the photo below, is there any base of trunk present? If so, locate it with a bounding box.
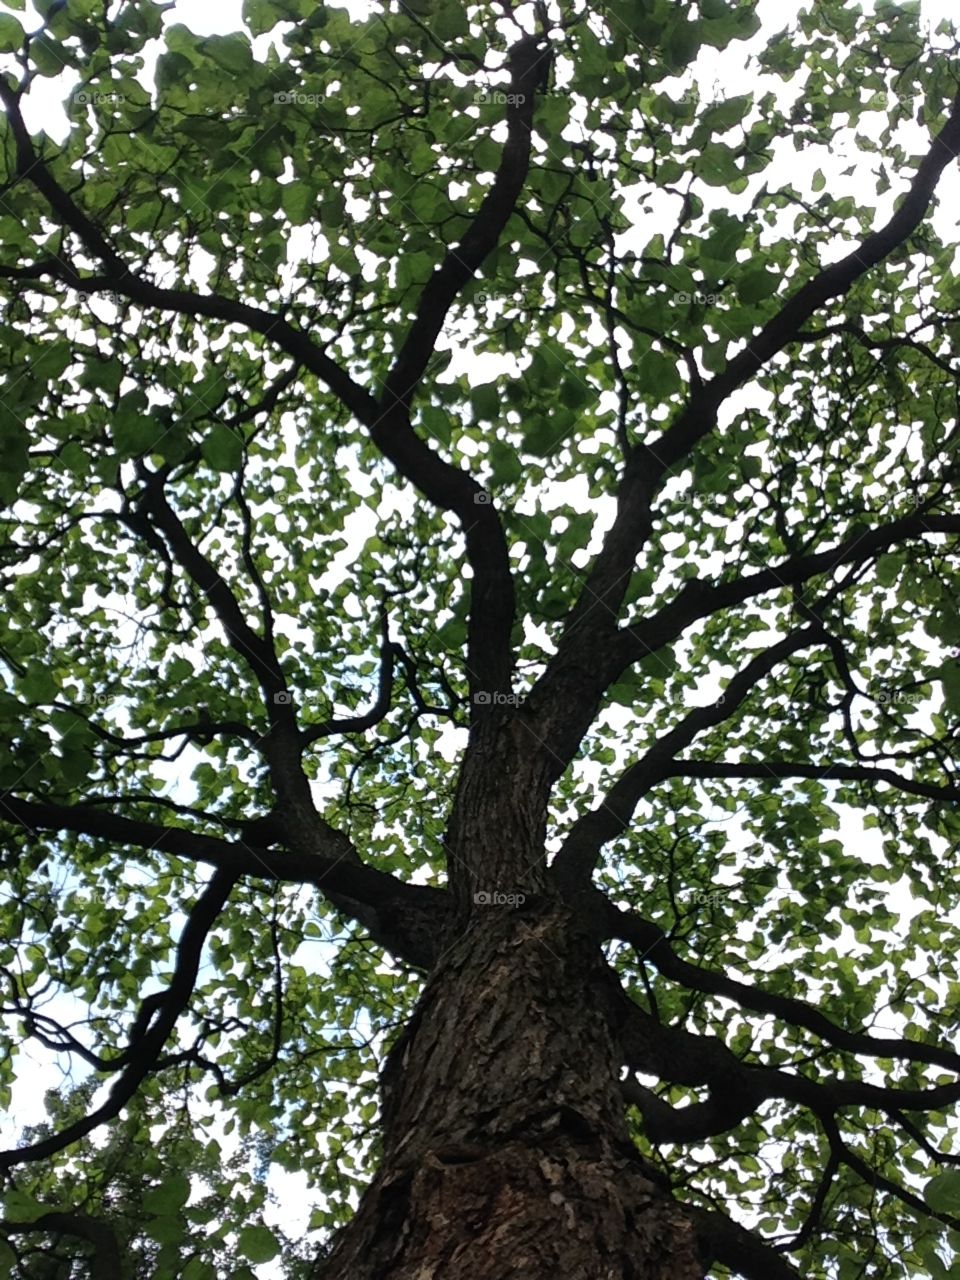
[317,901,703,1279]
[321,1134,701,1279]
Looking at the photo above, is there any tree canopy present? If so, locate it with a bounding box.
[1,0,960,1277]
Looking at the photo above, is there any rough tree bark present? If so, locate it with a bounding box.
[319,902,701,1280]
[318,713,703,1279]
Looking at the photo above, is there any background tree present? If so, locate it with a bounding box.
[1,0,960,1276]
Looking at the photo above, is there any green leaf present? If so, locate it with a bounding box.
[31,341,73,382]
[638,348,682,398]
[320,192,346,229]
[201,424,244,472]
[113,415,166,459]
[736,267,780,304]
[0,13,23,51]
[875,553,902,587]
[942,664,960,716]
[925,1171,960,1217]
[242,0,282,36]
[19,666,60,704]
[433,0,469,39]
[236,1225,280,1263]
[471,382,500,422]
[143,1172,191,1215]
[2,1190,50,1223]
[281,179,315,225]
[204,34,253,74]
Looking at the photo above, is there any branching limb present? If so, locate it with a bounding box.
[381,30,551,412]
[303,611,397,745]
[0,1211,122,1280]
[0,792,446,968]
[0,868,237,1169]
[552,626,823,888]
[524,90,960,775]
[528,511,960,774]
[605,900,960,1075]
[689,1206,803,1280]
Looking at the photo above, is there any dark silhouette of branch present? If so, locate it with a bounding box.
[526,87,960,773]
[553,625,824,887]
[0,792,445,969]
[529,510,960,774]
[1,1210,122,1280]
[382,31,551,412]
[303,611,397,744]
[689,1206,803,1280]
[664,757,959,802]
[0,868,237,1169]
[605,900,960,1075]
[0,67,523,703]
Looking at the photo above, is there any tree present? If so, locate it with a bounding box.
[0,0,959,1275]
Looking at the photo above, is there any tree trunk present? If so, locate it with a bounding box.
[318,896,703,1279]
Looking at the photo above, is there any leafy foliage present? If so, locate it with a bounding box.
[0,0,959,1277]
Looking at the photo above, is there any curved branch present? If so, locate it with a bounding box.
[382,31,551,411]
[524,85,960,774]
[1,1211,122,1280]
[0,868,237,1169]
[647,86,960,476]
[528,510,960,776]
[605,898,960,1075]
[690,1206,802,1280]
[0,71,522,705]
[553,625,823,888]
[303,612,396,745]
[0,792,445,968]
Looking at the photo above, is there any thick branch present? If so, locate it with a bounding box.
[0,792,445,968]
[303,613,396,745]
[0,74,520,702]
[1,1211,122,1280]
[605,898,960,1076]
[647,87,960,476]
[382,32,550,411]
[528,511,960,775]
[524,88,960,774]
[690,1207,802,1280]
